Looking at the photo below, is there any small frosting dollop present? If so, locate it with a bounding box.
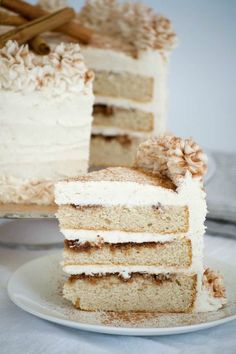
[135,135,208,186]
[203,268,226,299]
[0,40,94,95]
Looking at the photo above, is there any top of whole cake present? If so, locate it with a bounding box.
[38,0,177,58]
[0,40,93,96]
[78,0,177,56]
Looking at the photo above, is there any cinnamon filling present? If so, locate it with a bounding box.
[64,239,178,253]
[93,104,114,116]
[68,272,183,284]
[91,134,133,147]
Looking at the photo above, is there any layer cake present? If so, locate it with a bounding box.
[55,135,226,313]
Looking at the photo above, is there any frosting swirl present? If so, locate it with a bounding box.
[135,135,208,186]
[0,40,94,95]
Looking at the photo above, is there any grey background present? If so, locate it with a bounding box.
[32,0,236,152]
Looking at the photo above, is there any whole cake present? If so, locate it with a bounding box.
[55,135,226,313]
[0,40,94,205]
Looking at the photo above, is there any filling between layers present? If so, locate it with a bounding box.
[63,238,192,267]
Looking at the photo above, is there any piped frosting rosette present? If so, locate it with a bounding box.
[135,135,208,187]
[0,40,94,95]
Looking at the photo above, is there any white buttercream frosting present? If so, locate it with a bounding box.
[0,40,94,204]
[62,264,196,277]
[0,41,94,96]
[91,126,151,138]
[61,229,178,244]
[195,269,227,312]
[196,284,227,312]
[0,91,93,179]
[81,46,168,76]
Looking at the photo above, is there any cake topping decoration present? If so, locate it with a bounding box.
[0,40,93,94]
[78,0,177,56]
[135,135,208,186]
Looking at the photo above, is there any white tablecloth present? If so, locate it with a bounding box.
[0,225,236,354]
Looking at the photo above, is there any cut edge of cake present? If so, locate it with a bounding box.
[55,135,227,313]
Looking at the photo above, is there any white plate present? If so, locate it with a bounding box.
[8,253,236,336]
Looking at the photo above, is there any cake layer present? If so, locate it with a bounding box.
[63,238,192,267]
[90,134,144,167]
[63,273,197,312]
[58,204,189,233]
[93,70,154,102]
[93,104,154,132]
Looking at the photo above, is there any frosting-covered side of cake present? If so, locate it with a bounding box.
[0,41,94,205]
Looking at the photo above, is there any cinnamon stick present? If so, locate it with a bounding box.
[0,10,50,54]
[0,7,75,48]
[29,36,50,55]
[0,0,93,44]
[0,11,25,26]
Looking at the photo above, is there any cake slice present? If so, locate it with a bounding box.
[55,135,226,312]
